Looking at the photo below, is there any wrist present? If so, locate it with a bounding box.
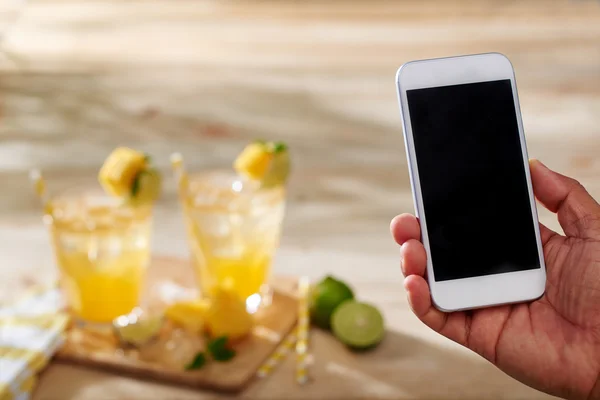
[589,375,600,400]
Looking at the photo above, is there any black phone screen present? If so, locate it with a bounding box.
[406,79,541,282]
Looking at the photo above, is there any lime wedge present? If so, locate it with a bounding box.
[331,301,385,349]
[127,168,162,206]
[114,315,163,347]
[309,276,354,329]
[261,149,290,189]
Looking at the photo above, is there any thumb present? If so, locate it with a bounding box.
[529,159,600,239]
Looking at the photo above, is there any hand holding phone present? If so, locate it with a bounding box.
[393,53,600,400]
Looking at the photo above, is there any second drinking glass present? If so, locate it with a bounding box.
[174,164,285,311]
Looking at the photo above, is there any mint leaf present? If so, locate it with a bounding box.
[208,336,228,351]
[185,352,206,370]
[213,347,236,362]
[272,142,287,153]
[208,336,236,362]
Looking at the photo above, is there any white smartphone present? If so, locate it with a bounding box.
[395,53,546,312]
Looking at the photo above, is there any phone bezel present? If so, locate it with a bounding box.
[395,53,546,312]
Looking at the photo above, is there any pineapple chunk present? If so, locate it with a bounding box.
[233,143,273,181]
[234,141,290,188]
[99,147,147,197]
[204,282,254,340]
[165,299,210,334]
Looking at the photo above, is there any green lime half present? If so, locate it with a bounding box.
[331,301,385,349]
[309,276,354,330]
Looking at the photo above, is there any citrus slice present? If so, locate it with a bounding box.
[234,141,290,188]
[261,148,290,189]
[331,301,385,349]
[114,315,163,347]
[164,299,209,334]
[127,168,162,206]
[309,276,354,329]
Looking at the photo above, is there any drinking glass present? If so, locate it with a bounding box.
[45,186,153,324]
[177,170,285,310]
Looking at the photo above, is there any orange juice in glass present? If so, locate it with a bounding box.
[177,170,285,309]
[46,188,153,324]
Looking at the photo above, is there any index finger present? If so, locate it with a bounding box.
[390,213,421,245]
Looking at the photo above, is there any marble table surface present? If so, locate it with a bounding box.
[1,0,600,398]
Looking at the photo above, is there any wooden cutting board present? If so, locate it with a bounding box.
[55,256,299,393]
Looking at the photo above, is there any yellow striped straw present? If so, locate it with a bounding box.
[295,276,311,385]
[170,152,189,196]
[29,169,51,214]
[256,327,297,379]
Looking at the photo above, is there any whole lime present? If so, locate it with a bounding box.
[309,276,354,329]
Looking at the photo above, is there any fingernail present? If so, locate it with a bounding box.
[529,158,548,171]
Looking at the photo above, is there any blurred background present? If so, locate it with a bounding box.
[1,0,600,339]
[1,0,600,398]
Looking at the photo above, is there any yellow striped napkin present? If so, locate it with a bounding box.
[0,287,68,400]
